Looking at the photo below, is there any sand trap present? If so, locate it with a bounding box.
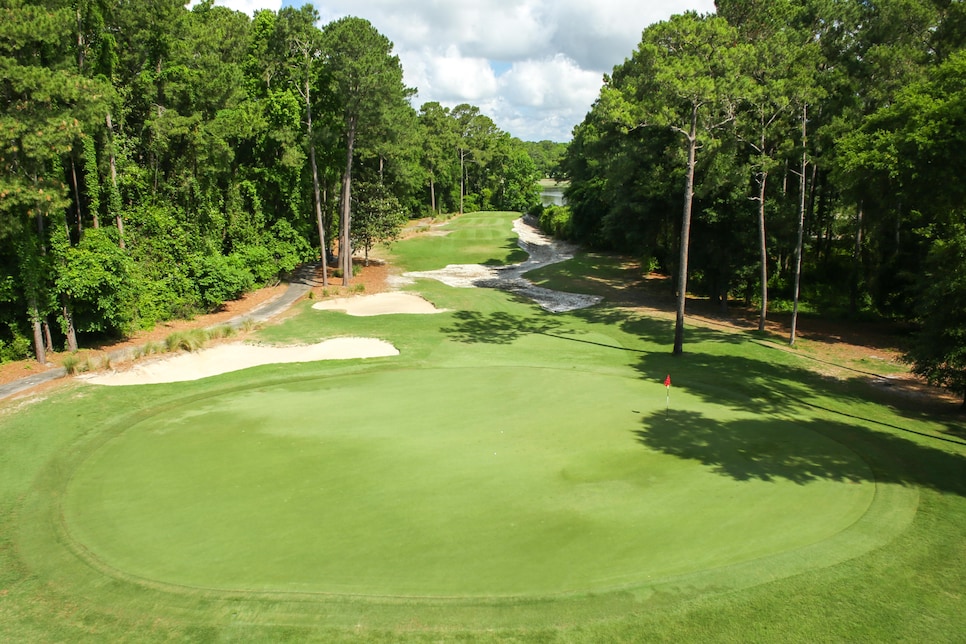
[80,338,399,386]
[311,292,444,316]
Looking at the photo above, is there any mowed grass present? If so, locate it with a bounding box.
[394,211,528,271]
[62,366,875,598]
[0,211,964,642]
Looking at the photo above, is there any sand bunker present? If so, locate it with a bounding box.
[311,292,444,316]
[80,338,398,386]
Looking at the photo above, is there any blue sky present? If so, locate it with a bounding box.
[205,0,718,141]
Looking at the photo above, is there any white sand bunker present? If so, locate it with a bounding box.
[80,337,398,386]
[311,292,444,316]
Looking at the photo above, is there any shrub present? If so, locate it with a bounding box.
[61,353,81,375]
[190,252,255,309]
[0,329,31,363]
[539,205,573,240]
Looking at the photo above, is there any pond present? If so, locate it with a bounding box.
[539,179,568,207]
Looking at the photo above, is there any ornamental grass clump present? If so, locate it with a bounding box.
[164,329,207,353]
[61,353,81,375]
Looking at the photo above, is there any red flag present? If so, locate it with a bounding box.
[664,374,671,387]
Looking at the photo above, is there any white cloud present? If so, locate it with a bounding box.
[192,0,280,17]
[408,46,499,104]
[500,54,601,110]
[214,0,718,140]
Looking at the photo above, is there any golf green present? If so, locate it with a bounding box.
[63,365,875,598]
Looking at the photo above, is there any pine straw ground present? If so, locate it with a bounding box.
[0,232,959,414]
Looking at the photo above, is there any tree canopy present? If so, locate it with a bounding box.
[561,0,966,404]
[0,0,540,362]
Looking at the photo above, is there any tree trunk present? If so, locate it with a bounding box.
[60,214,79,352]
[790,104,808,347]
[850,203,864,315]
[340,119,357,285]
[43,320,54,354]
[106,111,123,245]
[430,175,436,215]
[76,7,85,71]
[305,78,328,287]
[30,300,46,365]
[757,170,769,332]
[61,299,78,352]
[673,104,699,356]
[70,157,83,240]
[310,146,329,287]
[29,208,48,363]
[459,148,466,215]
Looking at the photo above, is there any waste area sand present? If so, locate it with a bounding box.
[79,338,398,386]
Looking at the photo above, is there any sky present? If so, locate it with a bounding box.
[203,0,718,142]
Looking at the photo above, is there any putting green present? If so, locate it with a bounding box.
[63,366,875,598]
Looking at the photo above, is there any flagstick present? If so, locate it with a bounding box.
[663,374,672,419]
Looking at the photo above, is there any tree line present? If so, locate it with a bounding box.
[0,0,541,364]
[558,0,966,406]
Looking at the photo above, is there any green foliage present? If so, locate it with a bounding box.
[905,221,966,407]
[55,227,135,335]
[495,138,542,212]
[0,325,31,362]
[538,204,573,240]
[189,251,255,310]
[81,134,101,219]
[0,1,550,357]
[350,181,408,262]
[563,0,965,358]
[7,0,959,376]
[123,204,201,326]
[521,139,568,178]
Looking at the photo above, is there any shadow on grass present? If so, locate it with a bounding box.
[441,310,565,344]
[480,237,529,266]
[441,309,647,353]
[630,334,966,443]
[573,305,751,350]
[635,409,966,496]
[442,307,966,460]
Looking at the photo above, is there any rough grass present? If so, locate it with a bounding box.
[1,211,964,642]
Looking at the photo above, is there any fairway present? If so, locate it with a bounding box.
[64,365,874,597]
[2,211,963,641]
